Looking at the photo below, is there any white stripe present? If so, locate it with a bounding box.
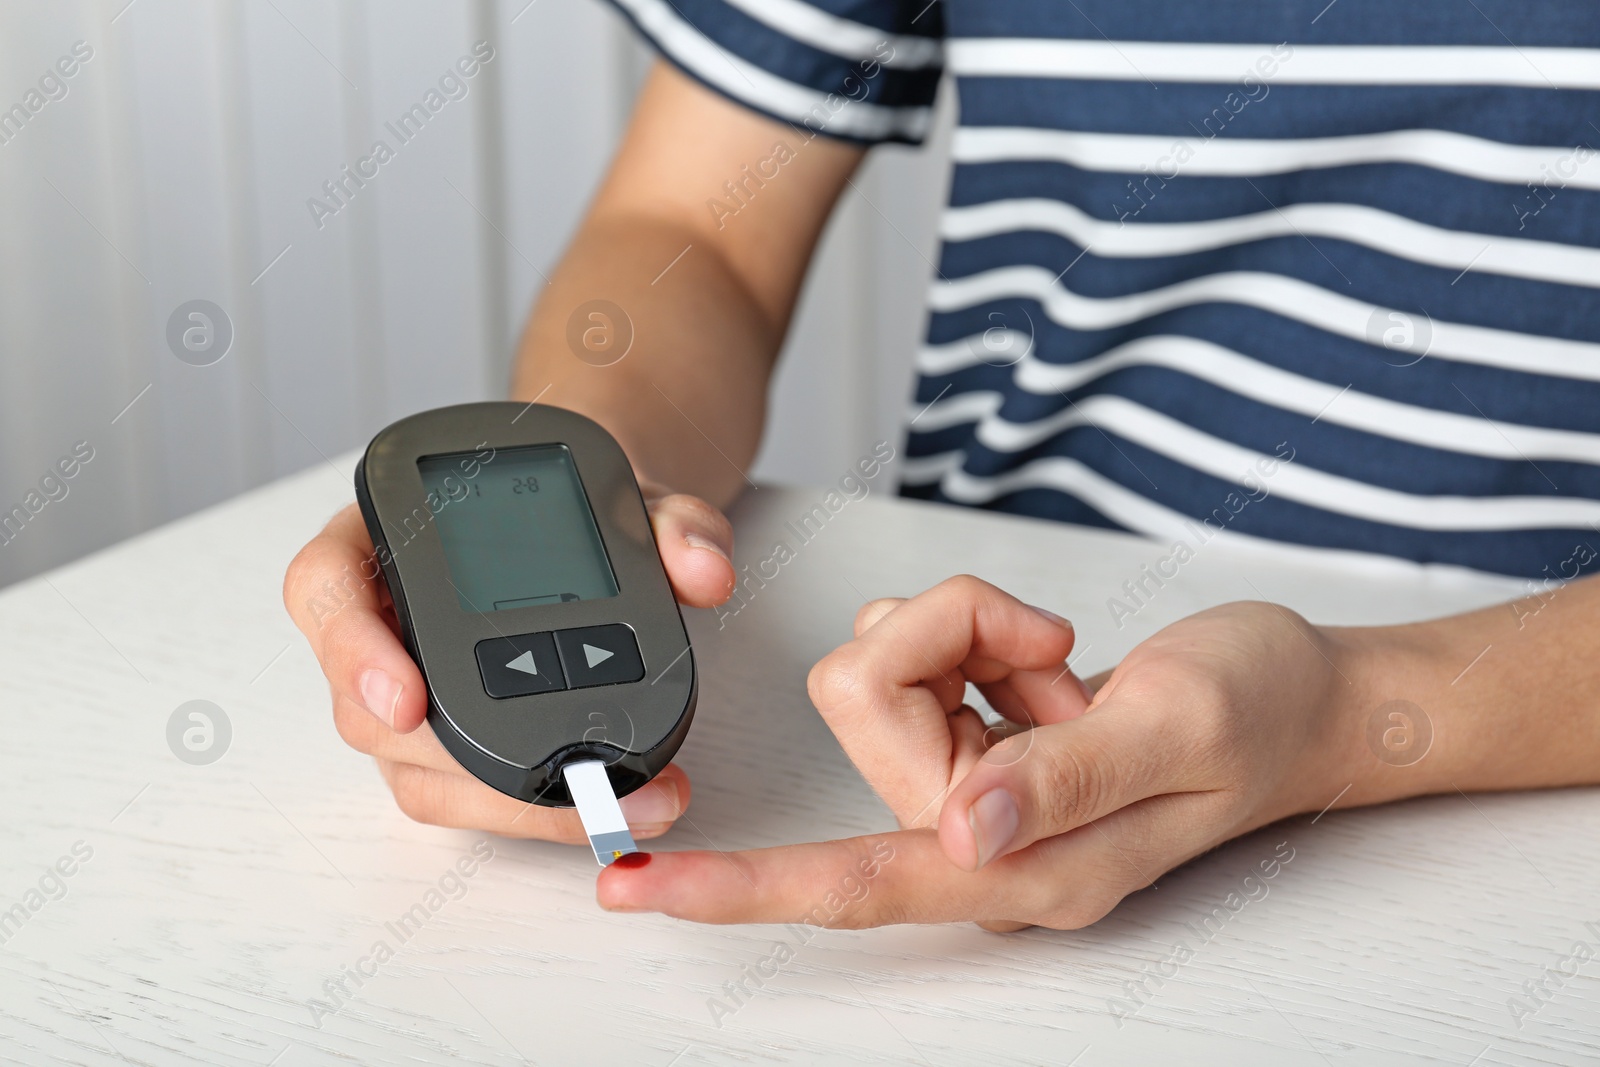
[909,388,1001,430]
[947,40,1600,89]
[721,0,942,69]
[953,126,1600,191]
[942,198,1600,290]
[929,265,1600,383]
[899,448,1534,588]
[917,333,1600,465]
[906,392,1600,530]
[611,0,930,141]
[919,329,1038,376]
[900,450,966,483]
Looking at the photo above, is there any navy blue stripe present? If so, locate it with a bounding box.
[905,412,991,459]
[902,425,1600,578]
[936,229,1600,344]
[948,160,1600,249]
[921,299,1600,433]
[901,479,1128,535]
[799,0,944,37]
[957,78,1600,149]
[903,364,1600,498]
[945,1,1600,49]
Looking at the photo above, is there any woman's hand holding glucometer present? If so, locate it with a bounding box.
[282,464,735,846]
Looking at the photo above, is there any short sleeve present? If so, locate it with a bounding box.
[602,0,945,145]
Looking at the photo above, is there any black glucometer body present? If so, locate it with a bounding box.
[354,402,695,807]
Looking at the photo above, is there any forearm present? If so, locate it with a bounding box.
[1328,572,1600,805]
[506,62,862,510]
[511,210,777,509]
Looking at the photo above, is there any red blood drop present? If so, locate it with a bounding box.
[612,852,651,869]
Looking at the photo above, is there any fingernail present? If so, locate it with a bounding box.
[358,669,402,727]
[612,852,652,869]
[620,779,681,824]
[1029,604,1072,629]
[969,788,1020,870]
[600,897,649,913]
[684,532,731,564]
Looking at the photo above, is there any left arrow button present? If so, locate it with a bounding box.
[506,650,541,676]
[475,632,565,698]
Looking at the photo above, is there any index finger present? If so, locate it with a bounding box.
[283,504,429,732]
[596,798,1197,929]
[596,830,1006,927]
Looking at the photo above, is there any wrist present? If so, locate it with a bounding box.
[1318,614,1516,812]
[1315,623,1440,810]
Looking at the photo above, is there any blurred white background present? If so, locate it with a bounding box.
[0,0,951,587]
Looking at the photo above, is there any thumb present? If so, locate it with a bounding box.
[644,487,736,609]
[937,695,1194,871]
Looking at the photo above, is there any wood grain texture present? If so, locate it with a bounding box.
[0,460,1595,1066]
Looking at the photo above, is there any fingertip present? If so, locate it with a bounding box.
[358,669,402,729]
[660,762,693,810]
[650,496,737,608]
[853,597,906,638]
[595,849,687,913]
[1075,673,1097,707]
[1023,606,1078,664]
[939,781,1021,872]
[937,803,981,872]
[672,534,737,608]
[619,767,690,825]
[386,676,430,733]
[350,651,427,732]
[1027,604,1073,631]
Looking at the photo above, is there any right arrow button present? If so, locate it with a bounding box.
[555,624,645,689]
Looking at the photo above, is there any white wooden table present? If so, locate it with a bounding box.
[1,457,1595,1066]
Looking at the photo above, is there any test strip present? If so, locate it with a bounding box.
[563,760,637,867]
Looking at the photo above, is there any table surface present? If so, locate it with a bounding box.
[0,457,1595,1067]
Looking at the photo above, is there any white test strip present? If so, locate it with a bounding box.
[563,760,637,867]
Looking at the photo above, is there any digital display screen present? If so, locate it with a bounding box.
[416,445,619,612]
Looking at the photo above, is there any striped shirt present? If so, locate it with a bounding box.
[605,0,1600,580]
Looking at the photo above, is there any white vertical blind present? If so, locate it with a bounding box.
[0,0,949,588]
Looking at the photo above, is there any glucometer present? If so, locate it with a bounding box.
[354,402,696,865]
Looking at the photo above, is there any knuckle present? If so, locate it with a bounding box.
[550,819,590,847]
[1034,741,1107,828]
[282,539,326,616]
[819,894,897,930]
[939,573,991,601]
[331,697,379,754]
[806,647,869,714]
[1184,668,1233,721]
[387,764,443,825]
[996,869,1087,929]
[1177,673,1248,778]
[1035,866,1131,929]
[1040,892,1118,931]
[519,809,589,846]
